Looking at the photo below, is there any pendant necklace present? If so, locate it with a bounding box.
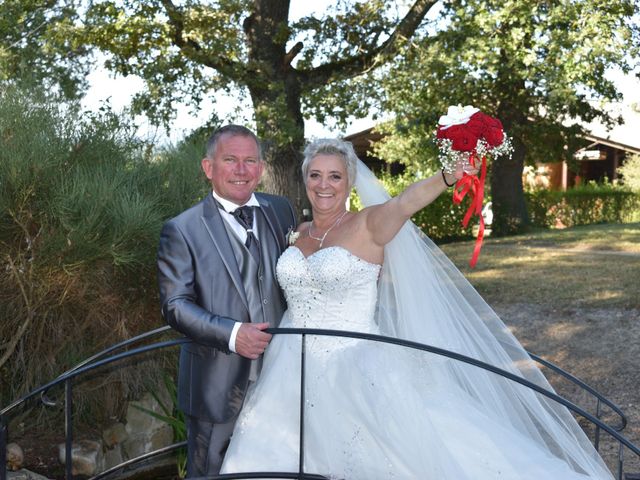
[308,210,348,248]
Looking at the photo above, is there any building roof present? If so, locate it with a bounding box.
[580,98,640,152]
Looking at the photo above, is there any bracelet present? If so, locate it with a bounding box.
[441,168,455,187]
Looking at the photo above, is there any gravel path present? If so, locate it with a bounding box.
[493,302,640,475]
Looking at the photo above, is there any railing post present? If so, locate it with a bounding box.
[1,415,7,480]
[298,334,306,480]
[618,443,624,480]
[65,379,74,480]
[595,398,602,451]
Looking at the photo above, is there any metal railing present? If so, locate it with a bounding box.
[1,326,638,480]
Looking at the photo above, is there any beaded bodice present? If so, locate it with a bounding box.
[276,246,381,333]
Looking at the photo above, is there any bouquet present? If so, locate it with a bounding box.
[436,105,512,267]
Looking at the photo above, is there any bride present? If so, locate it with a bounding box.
[220,138,613,479]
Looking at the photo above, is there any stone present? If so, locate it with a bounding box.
[122,424,173,460]
[6,442,24,471]
[102,422,128,448]
[125,393,167,434]
[103,445,124,470]
[122,392,174,460]
[7,469,52,480]
[58,439,104,476]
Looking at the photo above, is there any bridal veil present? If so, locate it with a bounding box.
[354,159,612,478]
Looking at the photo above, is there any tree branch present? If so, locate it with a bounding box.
[297,0,438,89]
[160,0,244,80]
[0,255,34,370]
[284,41,303,68]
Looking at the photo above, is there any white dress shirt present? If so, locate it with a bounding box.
[211,190,261,353]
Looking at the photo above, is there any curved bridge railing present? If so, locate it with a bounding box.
[1,326,637,480]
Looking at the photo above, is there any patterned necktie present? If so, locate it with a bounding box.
[232,206,260,263]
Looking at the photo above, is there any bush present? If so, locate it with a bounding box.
[0,83,209,418]
[526,182,640,228]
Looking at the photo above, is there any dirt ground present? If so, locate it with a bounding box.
[440,225,640,477]
[491,302,640,476]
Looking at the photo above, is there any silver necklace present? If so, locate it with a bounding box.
[308,210,348,248]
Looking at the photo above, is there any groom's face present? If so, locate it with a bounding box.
[202,133,264,205]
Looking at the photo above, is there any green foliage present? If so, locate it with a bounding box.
[377,0,639,233]
[0,1,90,99]
[0,83,209,410]
[526,183,640,228]
[618,154,640,192]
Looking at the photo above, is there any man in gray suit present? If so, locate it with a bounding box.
[157,125,296,477]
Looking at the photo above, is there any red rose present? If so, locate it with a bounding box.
[436,126,448,140]
[484,126,504,147]
[469,111,504,147]
[465,116,486,137]
[444,124,479,152]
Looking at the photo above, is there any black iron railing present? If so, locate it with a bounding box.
[1,326,638,480]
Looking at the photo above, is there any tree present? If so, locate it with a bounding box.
[0,0,90,99]
[77,0,438,213]
[377,0,639,235]
[618,154,640,191]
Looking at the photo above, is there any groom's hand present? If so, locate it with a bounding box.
[235,322,272,359]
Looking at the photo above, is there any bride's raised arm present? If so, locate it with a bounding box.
[365,169,457,248]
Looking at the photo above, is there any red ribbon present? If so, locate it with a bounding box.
[452,155,487,268]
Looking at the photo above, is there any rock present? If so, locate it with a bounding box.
[122,393,173,460]
[103,445,124,470]
[58,439,104,476]
[122,423,173,460]
[6,442,24,471]
[124,393,167,434]
[7,469,52,480]
[103,422,128,448]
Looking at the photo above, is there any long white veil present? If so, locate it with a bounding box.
[354,160,613,478]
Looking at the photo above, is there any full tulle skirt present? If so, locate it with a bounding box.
[221,320,598,479]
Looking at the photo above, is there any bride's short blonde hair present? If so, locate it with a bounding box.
[302,138,359,188]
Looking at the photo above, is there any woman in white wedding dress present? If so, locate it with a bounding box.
[220,139,613,479]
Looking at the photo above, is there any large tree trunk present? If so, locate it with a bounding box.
[491,77,530,236]
[242,0,309,220]
[248,74,307,217]
[238,0,435,219]
[490,134,529,236]
[158,0,438,219]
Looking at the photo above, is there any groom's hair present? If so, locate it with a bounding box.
[205,125,263,160]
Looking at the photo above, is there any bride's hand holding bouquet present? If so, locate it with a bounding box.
[436,105,512,267]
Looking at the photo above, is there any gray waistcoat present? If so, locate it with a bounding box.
[223,208,287,379]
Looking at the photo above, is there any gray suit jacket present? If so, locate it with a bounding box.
[157,192,296,423]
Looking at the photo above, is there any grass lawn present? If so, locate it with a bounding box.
[440,222,640,309]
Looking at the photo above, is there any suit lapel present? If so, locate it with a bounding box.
[257,195,286,253]
[200,195,249,311]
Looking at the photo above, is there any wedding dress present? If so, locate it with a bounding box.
[220,161,613,479]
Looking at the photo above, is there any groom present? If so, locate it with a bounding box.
[157,125,296,477]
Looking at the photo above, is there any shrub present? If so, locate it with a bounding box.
[526,182,640,228]
[0,83,208,419]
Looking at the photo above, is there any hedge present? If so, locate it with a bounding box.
[526,184,640,228]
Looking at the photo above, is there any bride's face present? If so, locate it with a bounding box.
[305,154,349,214]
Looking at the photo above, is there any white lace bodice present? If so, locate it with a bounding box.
[276,246,381,333]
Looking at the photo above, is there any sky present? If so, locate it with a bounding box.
[81,1,640,146]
